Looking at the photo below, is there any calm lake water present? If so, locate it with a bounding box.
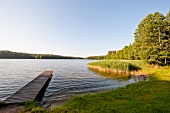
[0,59,136,107]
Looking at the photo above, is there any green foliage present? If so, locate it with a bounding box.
[88,60,141,72]
[0,50,83,59]
[106,44,138,60]
[19,101,38,113]
[105,11,170,66]
[30,107,47,113]
[0,50,33,59]
[21,101,38,108]
[166,10,170,22]
[134,12,170,65]
[19,101,47,113]
[105,51,116,59]
[86,55,105,60]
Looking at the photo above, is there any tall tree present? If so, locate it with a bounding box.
[134,12,169,65]
[106,51,116,59]
[166,10,170,22]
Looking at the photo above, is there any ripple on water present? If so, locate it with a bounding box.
[0,59,135,107]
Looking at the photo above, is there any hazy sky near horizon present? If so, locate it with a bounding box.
[0,1,169,57]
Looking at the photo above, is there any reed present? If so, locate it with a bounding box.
[88,60,141,73]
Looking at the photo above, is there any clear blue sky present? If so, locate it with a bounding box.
[0,0,169,57]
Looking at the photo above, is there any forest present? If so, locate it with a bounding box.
[0,50,83,59]
[88,11,170,66]
[86,55,105,60]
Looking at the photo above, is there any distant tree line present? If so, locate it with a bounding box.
[88,11,170,65]
[86,55,105,60]
[0,50,83,59]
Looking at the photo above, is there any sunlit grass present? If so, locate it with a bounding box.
[141,67,170,81]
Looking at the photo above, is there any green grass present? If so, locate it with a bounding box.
[50,82,170,113]
[88,60,142,72]
[141,67,170,81]
[19,101,46,113]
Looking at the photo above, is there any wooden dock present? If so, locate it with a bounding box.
[4,70,53,104]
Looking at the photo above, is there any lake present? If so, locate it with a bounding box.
[0,59,136,108]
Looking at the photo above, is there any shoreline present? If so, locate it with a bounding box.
[88,65,139,75]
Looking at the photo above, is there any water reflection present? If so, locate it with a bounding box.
[88,67,135,81]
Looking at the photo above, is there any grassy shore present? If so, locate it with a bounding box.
[20,60,170,113]
[88,60,148,74]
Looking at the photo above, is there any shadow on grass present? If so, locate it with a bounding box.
[0,102,6,108]
[129,63,142,71]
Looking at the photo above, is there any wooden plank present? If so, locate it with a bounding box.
[4,70,53,104]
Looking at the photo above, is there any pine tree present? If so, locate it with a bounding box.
[134,12,170,65]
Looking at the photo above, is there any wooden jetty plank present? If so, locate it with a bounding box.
[4,70,53,104]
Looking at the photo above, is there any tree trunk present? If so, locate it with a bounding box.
[165,57,167,65]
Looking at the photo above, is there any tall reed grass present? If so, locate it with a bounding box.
[88,60,141,72]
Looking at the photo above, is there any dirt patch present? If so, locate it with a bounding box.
[0,104,23,113]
